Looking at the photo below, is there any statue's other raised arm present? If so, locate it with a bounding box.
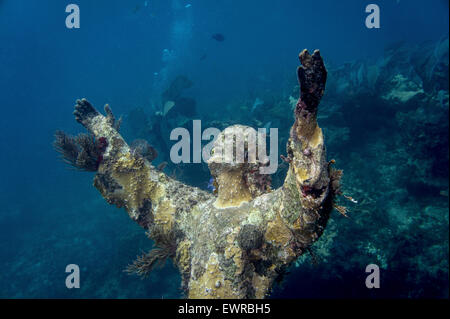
[280,50,341,251]
[55,99,212,236]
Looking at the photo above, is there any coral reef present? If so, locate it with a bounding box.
[56,50,339,299]
[273,36,449,298]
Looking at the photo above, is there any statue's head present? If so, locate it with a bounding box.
[207,125,272,207]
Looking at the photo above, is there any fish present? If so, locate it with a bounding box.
[200,54,207,61]
[211,33,225,42]
[344,195,358,204]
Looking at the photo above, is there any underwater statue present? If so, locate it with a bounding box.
[54,49,342,298]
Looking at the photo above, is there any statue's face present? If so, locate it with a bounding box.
[207,125,262,176]
[207,125,272,199]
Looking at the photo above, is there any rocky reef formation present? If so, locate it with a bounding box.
[55,50,341,298]
[322,36,449,196]
[277,36,449,298]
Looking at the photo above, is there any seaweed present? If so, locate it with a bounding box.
[125,230,177,278]
[53,130,108,171]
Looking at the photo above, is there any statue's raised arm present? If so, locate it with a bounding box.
[55,98,212,235]
[279,49,339,249]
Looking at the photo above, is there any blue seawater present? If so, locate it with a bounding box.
[0,0,448,298]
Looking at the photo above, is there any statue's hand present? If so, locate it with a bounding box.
[73,98,100,128]
[296,49,327,113]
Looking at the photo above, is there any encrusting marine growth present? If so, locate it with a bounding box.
[54,49,344,298]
